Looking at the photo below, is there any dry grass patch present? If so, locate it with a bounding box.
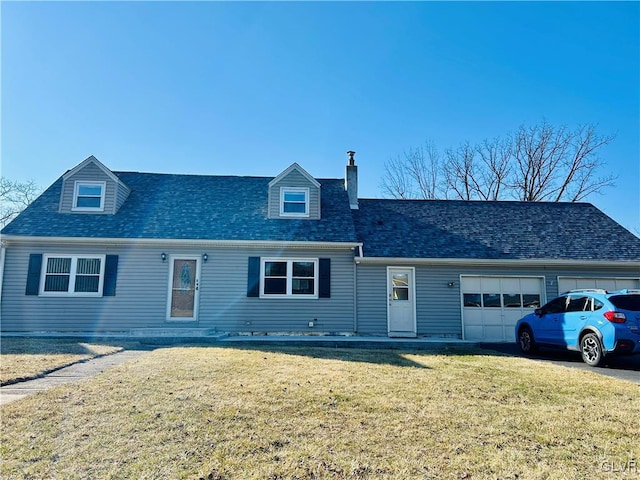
[1,346,639,479]
[0,337,131,384]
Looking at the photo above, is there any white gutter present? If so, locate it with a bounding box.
[354,256,640,268]
[1,235,363,251]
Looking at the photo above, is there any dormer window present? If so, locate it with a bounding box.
[73,181,105,211]
[280,187,309,217]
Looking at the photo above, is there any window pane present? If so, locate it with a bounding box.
[292,279,314,295]
[609,295,640,312]
[264,278,286,294]
[265,261,287,277]
[171,291,195,317]
[543,297,567,314]
[283,202,306,213]
[172,260,196,291]
[392,273,409,287]
[76,197,102,208]
[284,192,306,202]
[78,185,103,196]
[293,262,314,277]
[503,293,522,308]
[45,275,70,292]
[567,296,590,312]
[77,258,101,275]
[75,275,100,293]
[463,293,482,307]
[523,294,541,308]
[393,287,409,301]
[46,257,71,274]
[483,293,501,307]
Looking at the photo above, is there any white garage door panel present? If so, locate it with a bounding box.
[501,278,520,291]
[521,277,543,292]
[558,277,640,293]
[465,326,484,340]
[461,276,545,342]
[463,309,483,326]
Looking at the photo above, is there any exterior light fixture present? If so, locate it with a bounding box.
[447,282,455,287]
[161,252,167,262]
[203,253,208,263]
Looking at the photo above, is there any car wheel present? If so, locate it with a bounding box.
[518,327,537,354]
[580,333,604,367]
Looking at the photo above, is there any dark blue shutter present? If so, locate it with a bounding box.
[103,255,119,296]
[247,257,260,297]
[319,258,331,298]
[25,254,43,295]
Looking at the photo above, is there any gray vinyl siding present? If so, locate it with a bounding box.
[0,243,355,334]
[354,264,387,335]
[204,248,353,333]
[355,262,640,338]
[355,264,461,337]
[268,169,320,219]
[59,162,127,214]
[115,181,131,212]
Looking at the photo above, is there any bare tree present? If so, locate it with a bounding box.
[443,142,480,200]
[381,121,616,203]
[511,121,616,202]
[1,178,42,228]
[380,140,441,199]
[475,137,512,201]
[442,139,512,201]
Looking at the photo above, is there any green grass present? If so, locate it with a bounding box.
[1,346,639,479]
[0,337,134,384]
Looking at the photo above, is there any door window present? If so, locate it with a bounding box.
[170,259,197,318]
[392,273,409,300]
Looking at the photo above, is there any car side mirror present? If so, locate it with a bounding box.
[535,308,542,317]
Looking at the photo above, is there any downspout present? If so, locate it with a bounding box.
[0,240,6,312]
[353,243,363,333]
[353,260,358,333]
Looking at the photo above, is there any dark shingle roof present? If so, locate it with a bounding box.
[353,199,640,261]
[4,170,639,262]
[1,172,358,243]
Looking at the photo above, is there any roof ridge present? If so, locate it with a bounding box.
[357,198,594,206]
[113,171,345,182]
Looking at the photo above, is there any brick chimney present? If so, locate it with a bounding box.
[345,150,358,209]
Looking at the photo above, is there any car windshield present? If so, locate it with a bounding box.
[609,295,640,312]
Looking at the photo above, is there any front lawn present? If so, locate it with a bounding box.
[0,337,133,384]
[1,346,638,479]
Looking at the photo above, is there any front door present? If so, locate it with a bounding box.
[387,267,416,337]
[167,256,200,321]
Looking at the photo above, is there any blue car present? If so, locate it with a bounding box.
[515,289,640,366]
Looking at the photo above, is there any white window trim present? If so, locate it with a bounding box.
[72,181,106,212]
[40,254,106,296]
[260,258,318,298]
[279,187,310,217]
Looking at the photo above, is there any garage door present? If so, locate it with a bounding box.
[558,277,640,293]
[461,276,545,342]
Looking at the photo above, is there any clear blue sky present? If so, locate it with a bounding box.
[2,1,639,234]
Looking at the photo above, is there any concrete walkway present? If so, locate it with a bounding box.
[0,350,147,405]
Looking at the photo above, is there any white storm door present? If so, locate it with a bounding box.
[167,256,201,321]
[387,267,417,337]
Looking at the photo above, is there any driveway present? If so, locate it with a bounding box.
[480,342,640,384]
